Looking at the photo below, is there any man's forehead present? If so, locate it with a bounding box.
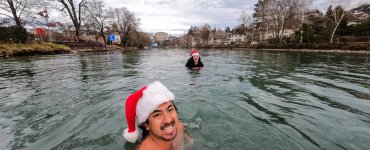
[153,101,173,111]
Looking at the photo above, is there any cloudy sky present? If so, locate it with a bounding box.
[104,0,368,35]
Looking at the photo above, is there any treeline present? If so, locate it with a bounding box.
[0,0,150,47]
[182,0,370,49]
[294,5,370,44]
[251,0,370,45]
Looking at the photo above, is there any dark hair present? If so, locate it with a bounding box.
[138,120,149,142]
[188,56,201,62]
[137,101,178,142]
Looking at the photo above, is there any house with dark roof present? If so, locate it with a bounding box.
[209,31,231,45]
[348,4,370,25]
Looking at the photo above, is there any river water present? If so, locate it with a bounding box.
[0,49,369,150]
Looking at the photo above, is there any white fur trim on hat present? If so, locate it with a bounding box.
[123,128,140,143]
[191,53,199,57]
[136,81,175,124]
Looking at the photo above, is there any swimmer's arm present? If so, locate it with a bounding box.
[181,123,194,146]
[184,132,194,145]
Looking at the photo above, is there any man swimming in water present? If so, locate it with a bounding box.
[123,81,193,150]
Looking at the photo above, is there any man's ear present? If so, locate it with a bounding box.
[144,122,149,130]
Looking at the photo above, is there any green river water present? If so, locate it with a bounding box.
[0,49,369,150]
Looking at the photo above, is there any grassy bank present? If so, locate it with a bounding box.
[0,42,72,57]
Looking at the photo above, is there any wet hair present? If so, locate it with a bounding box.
[137,101,178,142]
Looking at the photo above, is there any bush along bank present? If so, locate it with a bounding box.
[0,26,27,44]
[0,42,72,57]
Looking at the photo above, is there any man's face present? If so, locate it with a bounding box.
[193,55,199,63]
[146,101,178,141]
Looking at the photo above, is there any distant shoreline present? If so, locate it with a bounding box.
[0,42,147,57]
[188,42,370,54]
[253,48,370,54]
[250,43,370,53]
[2,42,370,57]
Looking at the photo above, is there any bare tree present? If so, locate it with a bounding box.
[0,0,35,27]
[56,0,86,42]
[127,30,150,48]
[192,26,201,46]
[266,0,279,39]
[328,5,346,44]
[184,31,192,48]
[238,11,254,40]
[85,0,110,45]
[238,11,254,26]
[200,23,210,46]
[276,0,300,43]
[296,0,312,43]
[260,0,301,43]
[111,7,138,46]
[55,22,74,41]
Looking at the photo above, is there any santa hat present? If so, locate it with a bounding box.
[190,49,199,57]
[123,81,175,143]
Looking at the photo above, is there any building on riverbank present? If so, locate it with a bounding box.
[250,2,370,44]
[155,32,169,46]
[348,4,370,25]
[209,31,231,45]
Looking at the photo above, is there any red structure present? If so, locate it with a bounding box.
[35,28,46,37]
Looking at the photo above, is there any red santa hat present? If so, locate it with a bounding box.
[123,81,175,143]
[190,49,199,57]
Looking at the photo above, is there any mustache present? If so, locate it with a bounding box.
[160,120,175,130]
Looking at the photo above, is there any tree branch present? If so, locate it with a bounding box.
[0,12,14,19]
[58,0,76,25]
[68,0,77,22]
[78,0,85,26]
[0,1,10,8]
[14,0,21,10]
[18,0,28,18]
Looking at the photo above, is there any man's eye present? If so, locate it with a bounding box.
[168,108,174,112]
[153,113,161,117]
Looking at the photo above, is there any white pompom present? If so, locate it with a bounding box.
[123,128,140,143]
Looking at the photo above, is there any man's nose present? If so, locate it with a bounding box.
[163,112,172,123]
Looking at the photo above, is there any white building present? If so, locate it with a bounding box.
[226,34,248,44]
[209,31,231,45]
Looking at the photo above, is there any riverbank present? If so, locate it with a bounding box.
[190,43,370,53]
[0,42,72,57]
[59,43,138,52]
[254,48,370,54]
[71,45,140,52]
[251,43,370,52]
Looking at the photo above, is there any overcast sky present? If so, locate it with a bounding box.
[104,0,368,35]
